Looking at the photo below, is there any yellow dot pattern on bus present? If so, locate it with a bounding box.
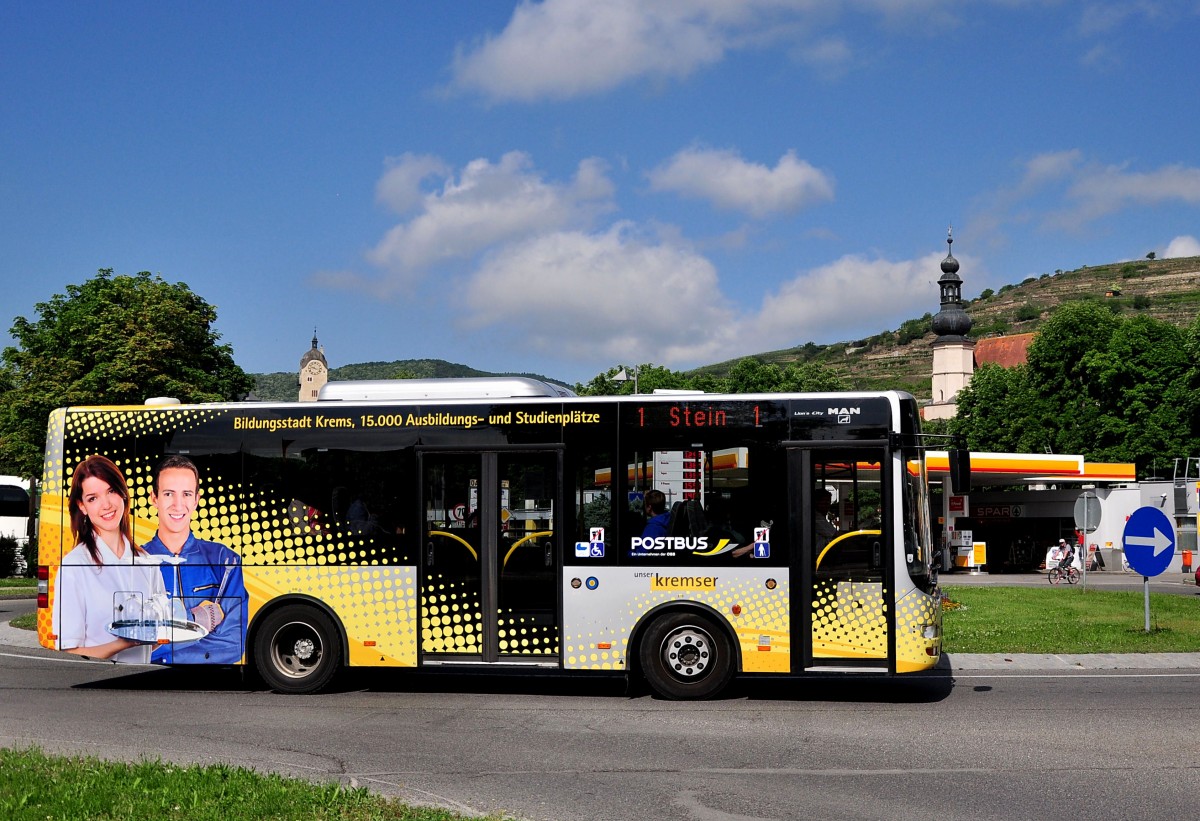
[895,588,941,671]
[811,579,888,660]
[38,407,422,666]
[562,577,791,673]
[498,610,555,655]
[421,573,482,653]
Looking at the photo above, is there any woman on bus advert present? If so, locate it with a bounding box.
[52,454,165,662]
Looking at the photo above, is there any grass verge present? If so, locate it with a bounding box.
[942,584,1200,653]
[0,747,493,821]
[0,578,37,599]
[9,612,35,629]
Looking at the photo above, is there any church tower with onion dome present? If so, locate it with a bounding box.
[298,330,328,402]
[923,228,974,421]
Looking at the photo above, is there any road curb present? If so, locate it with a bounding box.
[945,651,1200,671]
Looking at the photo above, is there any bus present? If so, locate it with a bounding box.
[36,378,951,699]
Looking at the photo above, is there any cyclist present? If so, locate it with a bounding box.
[1055,538,1076,571]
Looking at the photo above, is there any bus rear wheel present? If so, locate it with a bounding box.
[253,604,342,694]
[639,612,734,700]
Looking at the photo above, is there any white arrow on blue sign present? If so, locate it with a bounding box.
[1122,506,1176,577]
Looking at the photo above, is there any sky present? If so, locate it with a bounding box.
[2,2,1199,386]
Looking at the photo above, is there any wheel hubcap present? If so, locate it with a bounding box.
[661,625,713,680]
[271,622,322,679]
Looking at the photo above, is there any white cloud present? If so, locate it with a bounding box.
[320,152,615,295]
[648,147,834,217]
[1163,235,1200,259]
[375,153,451,215]
[1077,1,1172,37]
[450,0,738,102]
[461,223,740,363]
[971,151,1200,243]
[745,251,946,352]
[797,36,853,70]
[447,0,978,102]
[1019,150,1083,191]
[459,223,947,372]
[1055,163,1200,227]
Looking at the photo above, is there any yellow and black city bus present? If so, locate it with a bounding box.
[37,378,950,699]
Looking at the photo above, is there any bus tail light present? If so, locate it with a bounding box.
[37,565,49,609]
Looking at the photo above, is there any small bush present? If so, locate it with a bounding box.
[21,539,36,577]
[1015,303,1040,321]
[0,537,18,578]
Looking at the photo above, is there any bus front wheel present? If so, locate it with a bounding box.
[638,612,734,700]
[253,604,342,694]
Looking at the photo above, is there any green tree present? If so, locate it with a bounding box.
[575,363,687,396]
[952,301,1200,473]
[0,270,252,476]
[725,358,847,393]
[577,358,845,396]
[949,362,1045,453]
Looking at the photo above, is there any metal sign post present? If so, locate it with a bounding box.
[1073,489,1100,588]
[1122,506,1176,633]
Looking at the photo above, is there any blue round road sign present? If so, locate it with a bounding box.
[1122,506,1176,577]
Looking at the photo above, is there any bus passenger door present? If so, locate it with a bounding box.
[792,446,892,672]
[420,451,560,663]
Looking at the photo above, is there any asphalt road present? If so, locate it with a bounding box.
[3,594,1199,820]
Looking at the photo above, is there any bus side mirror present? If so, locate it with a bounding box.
[949,448,971,495]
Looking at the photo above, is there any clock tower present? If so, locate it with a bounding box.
[299,331,328,402]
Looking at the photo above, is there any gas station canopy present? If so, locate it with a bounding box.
[926,452,1135,488]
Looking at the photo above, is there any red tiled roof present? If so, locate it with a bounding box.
[974,332,1034,368]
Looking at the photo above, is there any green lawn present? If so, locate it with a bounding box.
[942,584,1200,653]
[0,578,36,599]
[0,748,494,821]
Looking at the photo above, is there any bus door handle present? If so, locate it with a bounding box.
[871,540,882,569]
[543,540,554,568]
[426,542,435,566]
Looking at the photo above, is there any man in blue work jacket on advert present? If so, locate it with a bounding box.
[144,455,247,664]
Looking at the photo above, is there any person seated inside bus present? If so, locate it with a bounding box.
[814,488,839,549]
[642,489,670,537]
[346,492,372,533]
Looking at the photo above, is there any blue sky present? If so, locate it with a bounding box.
[3,2,1198,385]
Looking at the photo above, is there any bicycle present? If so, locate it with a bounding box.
[1048,563,1080,585]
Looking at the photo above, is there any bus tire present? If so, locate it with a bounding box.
[638,611,734,700]
[253,604,342,694]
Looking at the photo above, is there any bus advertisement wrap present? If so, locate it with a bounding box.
[37,385,942,699]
